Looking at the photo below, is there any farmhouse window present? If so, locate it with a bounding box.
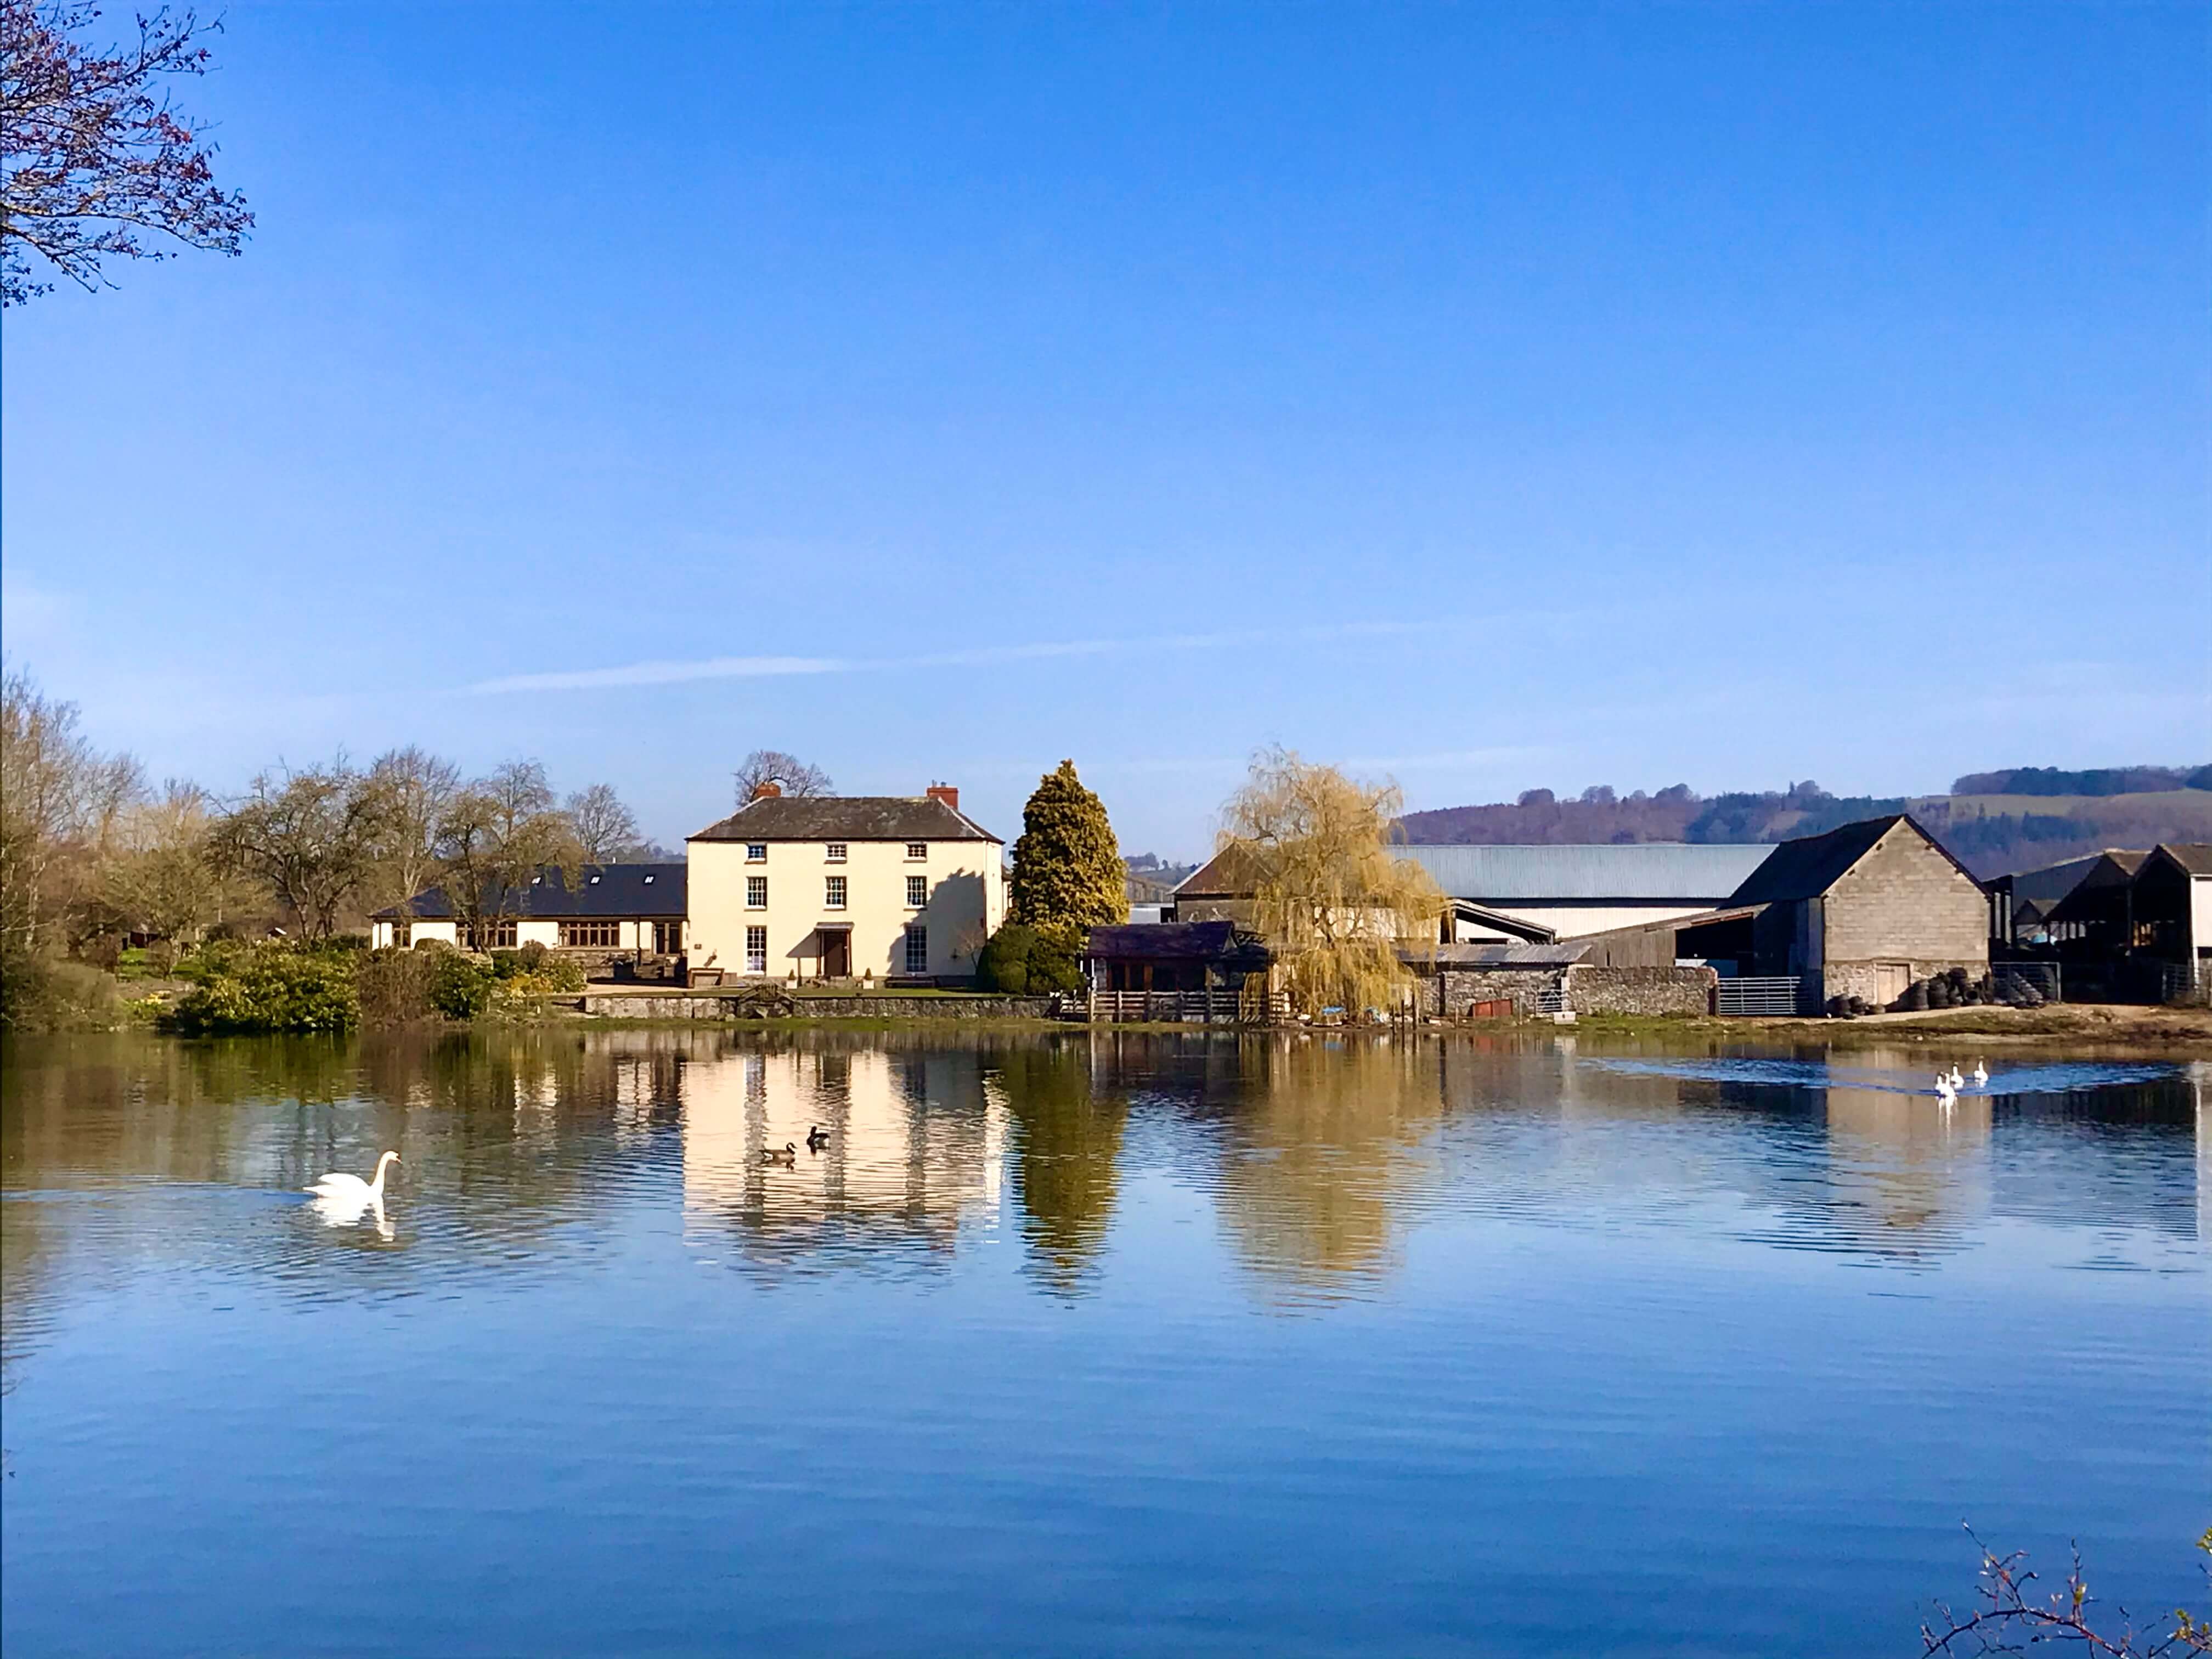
[652,920,683,955]
[905,875,927,908]
[746,876,768,909]
[745,927,768,975]
[904,927,928,975]
[905,842,927,860]
[559,920,621,949]
[745,844,767,862]
[465,919,518,950]
[825,843,847,862]
[825,876,847,910]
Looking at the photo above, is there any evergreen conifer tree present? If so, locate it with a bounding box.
[1010,761,1127,933]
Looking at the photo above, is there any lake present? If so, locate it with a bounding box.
[2,1028,2205,1657]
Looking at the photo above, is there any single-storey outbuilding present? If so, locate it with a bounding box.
[370,863,687,957]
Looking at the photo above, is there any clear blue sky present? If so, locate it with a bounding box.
[4,2,2205,856]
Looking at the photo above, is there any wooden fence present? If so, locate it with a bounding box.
[1086,989,1289,1024]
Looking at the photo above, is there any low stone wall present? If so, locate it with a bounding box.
[1567,966,1717,1017]
[1424,968,1567,1019]
[578,992,1054,1022]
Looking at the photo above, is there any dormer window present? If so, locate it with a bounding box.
[825,843,847,862]
[588,873,601,884]
[642,873,655,884]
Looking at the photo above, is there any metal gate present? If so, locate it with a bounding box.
[1713,976,1803,1016]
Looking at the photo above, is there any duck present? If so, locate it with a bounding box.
[758,1142,798,1167]
[805,1125,830,1153]
[1971,1059,1989,1087]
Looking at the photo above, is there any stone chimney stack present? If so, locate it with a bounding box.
[925,782,959,811]
[752,780,783,800]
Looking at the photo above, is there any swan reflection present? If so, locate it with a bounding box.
[308,1189,395,1241]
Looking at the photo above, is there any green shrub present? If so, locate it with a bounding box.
[977,922,1082,996]
[0,948,122,1031]
[357,947,438,1025]
[426,951,496,1020]
[168,944,358,1034]
[489,948,524,980]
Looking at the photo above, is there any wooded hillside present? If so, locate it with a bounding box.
[1396,768,2212,878]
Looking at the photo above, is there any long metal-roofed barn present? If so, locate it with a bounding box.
[1392,843,1773,941]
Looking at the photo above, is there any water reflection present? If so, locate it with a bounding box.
[2,1030,2203,1359]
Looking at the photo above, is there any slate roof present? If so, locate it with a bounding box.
[1423,941,1590,968]
[1724,815,1979,906]
[1083,921,1265,962]
[373,862,686,921]
[689,795,997,844]
[1397,843,1771,902]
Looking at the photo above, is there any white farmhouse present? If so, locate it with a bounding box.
[685,783,1006,984]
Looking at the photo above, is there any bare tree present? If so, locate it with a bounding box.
[97,780,257,966]
[1924,1527,2211,1656]
[364,746,459,910]
[208,760,380,938]
[733,749,833,804]
[435,774,582,949]
[565,783,641,864]
[485,759,554,837]
[1,665,140,958]
[1,1,253,304]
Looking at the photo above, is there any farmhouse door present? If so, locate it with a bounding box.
[820,930,851,978]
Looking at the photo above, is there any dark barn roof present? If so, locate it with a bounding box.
[690,795,997,844]
[2153,843,2212,877]
[1725,815,1979,906]
[374,862,686,921]
[1084,921,1267,964]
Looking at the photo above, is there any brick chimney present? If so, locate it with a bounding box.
[925,782,959,811]
[752,780,782,800]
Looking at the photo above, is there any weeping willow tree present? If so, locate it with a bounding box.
[1217,748,1443,1016]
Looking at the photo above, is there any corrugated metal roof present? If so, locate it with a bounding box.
[1396,843,1771,902]
[1420,942,1590,968]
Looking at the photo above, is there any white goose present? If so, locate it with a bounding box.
[307,1151,400,1204]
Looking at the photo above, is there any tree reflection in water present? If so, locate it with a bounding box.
[993,1042,1128,1296]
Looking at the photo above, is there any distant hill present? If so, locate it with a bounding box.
[1396,768,2212,879]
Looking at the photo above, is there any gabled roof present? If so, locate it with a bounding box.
[374,862,686,921]
[2147,843,2212,877]
[689,795,997,844]
[1725,815,1979,905]
[2001,851,2145,906]
[1449,898,1556,943]
[1083,921,1268,963]
[1397,843,1771,902]
[1174,842,1273,898]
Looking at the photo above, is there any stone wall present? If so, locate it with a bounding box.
[1566,966,1716,1016]
[1825,826,1989,968]
[1424,968,1567,1018]
[579,992,1054,1022]
[1820,958,1984,1009]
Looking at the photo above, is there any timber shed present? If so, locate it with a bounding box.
[1725,815,1990,1011]
[1082,921,1271,994]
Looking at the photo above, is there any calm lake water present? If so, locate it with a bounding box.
[3,1029,2205,1657]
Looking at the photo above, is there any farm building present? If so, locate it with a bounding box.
[1993,850,2148,947]
[370,864,686,960]
[1724,814,1991,1009]
[1393,843,1772,941]
[2130,843,2211,995]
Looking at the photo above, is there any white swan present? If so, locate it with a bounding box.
[1971,1059,1989,1087]
[1934,1071,1957,1103]
[1946,1065,1966,1091]
[307,1150,400,1203]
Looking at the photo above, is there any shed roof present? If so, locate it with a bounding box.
[1083,921,1269,963]
[690,795,997,844]
[1397,842,1771,902]
[373,862,686,921]
[1421,941,1590,968]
